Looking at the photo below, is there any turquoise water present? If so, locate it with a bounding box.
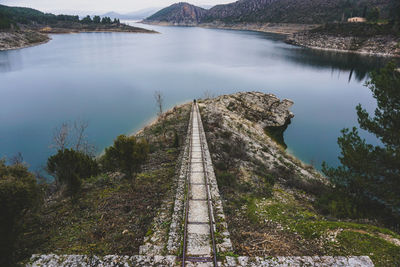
[0,24,392,172]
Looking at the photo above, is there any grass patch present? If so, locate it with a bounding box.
[331,231,400,267]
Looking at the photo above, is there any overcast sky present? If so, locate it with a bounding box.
[0,0,234,14]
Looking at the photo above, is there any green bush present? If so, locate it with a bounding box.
[101,135,149,179]
[47,149,99,196]
[0,160,42,266]
[216,171,236,188]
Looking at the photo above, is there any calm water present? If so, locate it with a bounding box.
[0,23,393,173]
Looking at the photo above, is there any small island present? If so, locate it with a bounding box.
[0,4,157,51]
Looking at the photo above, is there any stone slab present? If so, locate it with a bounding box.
[192,147,202,152]
[188,223,210,235]
[191,172,205,184]
[191,151,203,159]
[190,184,207,199]
[187,233,211,256]
[188,200,209,223]
[191,162,204,172]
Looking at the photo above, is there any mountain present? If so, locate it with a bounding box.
[145,2,207,24]
[102,8,161,20]
[144,0,395,24]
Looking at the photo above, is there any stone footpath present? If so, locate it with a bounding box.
[185,104,213,258]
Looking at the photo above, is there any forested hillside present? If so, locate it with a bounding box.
[144,0,396,24]
[0,4,79,29]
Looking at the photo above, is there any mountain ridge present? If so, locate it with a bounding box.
[144,0,395,25]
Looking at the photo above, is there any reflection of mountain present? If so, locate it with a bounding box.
[281,46,396,82]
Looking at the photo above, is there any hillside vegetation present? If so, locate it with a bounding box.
[145,0,396,25]
[0,4,80,29]
[1,105,190,266]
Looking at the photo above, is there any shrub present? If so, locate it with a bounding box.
[0,160,42,266]
[47,149,99,196]
[101,135,149,179]
[173,130,179,148]
[216,171,236,188]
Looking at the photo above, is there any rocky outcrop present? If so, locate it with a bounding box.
[217,91,294,128]
[286,31,400,57]
[199,91,323,183]
[0,30,50,51]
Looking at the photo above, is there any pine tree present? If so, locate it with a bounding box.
[323,62,400,215]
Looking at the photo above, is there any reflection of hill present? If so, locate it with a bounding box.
[281,46,396,82]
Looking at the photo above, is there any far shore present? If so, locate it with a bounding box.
[142,21,400,58]
[141,21,318,35]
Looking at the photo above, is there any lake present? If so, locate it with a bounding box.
[0,23,393,173]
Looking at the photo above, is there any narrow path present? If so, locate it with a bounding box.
[182,103,217,266]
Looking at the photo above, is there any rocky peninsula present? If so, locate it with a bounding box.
[0,24,157,51]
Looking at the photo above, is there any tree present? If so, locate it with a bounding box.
[154,91,164,118]
[0,160,42,266]
[51,120,95,156]
[47,149,99,196]
[101,16,112,24]
[93,15,101,24]
[81,15,92,24]
[366,7,380,22]
[113,18,120,25]
[101,135,149,179]
[322,62,400,217]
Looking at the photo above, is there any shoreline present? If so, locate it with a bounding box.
[286,30,400,58]
[0,37,51,51]
[0,25,158,51]
[292,43,400,58]
[142,21,318,35]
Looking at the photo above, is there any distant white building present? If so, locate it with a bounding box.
[347,17,366,23]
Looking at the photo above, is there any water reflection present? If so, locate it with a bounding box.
[0,52,11,72]
[280,46,395,82]
[0,50,23,72]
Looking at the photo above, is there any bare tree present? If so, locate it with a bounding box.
[74,119,88,151]
[51,122,70,151]
[154,91,164,117]
[73,119,95,155]
[202,90,215,100]
[50,120,95,155]
[9,152,24,165]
